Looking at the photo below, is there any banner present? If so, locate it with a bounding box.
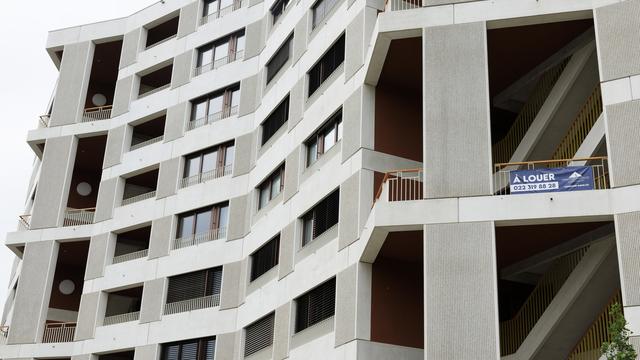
[509,166,594,194]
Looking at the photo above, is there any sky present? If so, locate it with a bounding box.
[0,0,158,315]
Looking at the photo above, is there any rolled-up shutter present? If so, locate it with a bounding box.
[244,312,275,356]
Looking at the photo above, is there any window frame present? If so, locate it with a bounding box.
[300,189,339,247]
[183,142,235,179]
[244,312,275,357]
[250,235,280,281]
[261,95,290,145]
[258,164,285,210]
[166,267,223,304]
[294,278,336,333]
[190,84,240,124]
[177,202,230,239]
[270,0,290,24]
[196,30,246,71]
[311,0,339,29]
[161,336,216,360]
[266,34,293,84]
[307,34,346,96]
[305,109,343,167]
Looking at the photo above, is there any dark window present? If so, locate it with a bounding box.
[295,278,336,333]
[270,0,290,24]
[308,34,345,96]
[196,30,246,74]
[312,0,339,29]
[301,189,339,246]
[146,16,180,48]
[266,35,293,84]
[166,268,222,304]
[261,96,290,145]
[161,336,216,360]
[258,165,285,209]
[190,84,240,127]
[244,313,275,357]
[250,235,280,281]
[177,203,229,240]
[306,109,342,166]
[183,142,235,182]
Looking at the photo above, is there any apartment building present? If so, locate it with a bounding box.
[1,0,640,358]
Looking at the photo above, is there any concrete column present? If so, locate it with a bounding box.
[287,78,305,131]
[603,100,640,187]
[423,22,492,198]
[339,170,373,250]
[177,2,199,39]
[424,222,499,360]
[273,302,292,360]
[156,158,180,199]
[614,211,640,332]
[50,41,94,126]
[239,74,261,117]
[71,355,96,360]
[103,125,126,168]
[85,233,111,280]
[171,50,194,89]
[30,136,77,229]
[7,241,58,344]
[345,9,368,81]
[278,221,296,279]
[215,331,242,360]
[112,75,135,117]
[227,195,250,240]
[335,264,357,346]
[140,278,167,324]
[283,146,301,202]
[134,344,161,360]
[245,18,266,60]
[220,261,243,310]
[594,0,640,82]
[292,16,308,64]
[120,28,143,69]
[75,292,106,341]
[94,177,119,223]
[148,215,174,259]
[164,102,188,142]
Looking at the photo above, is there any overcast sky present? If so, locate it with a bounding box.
[0,0,158,314]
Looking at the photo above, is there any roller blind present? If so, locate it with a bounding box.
[244,312,275,357]
[295,278,336,333]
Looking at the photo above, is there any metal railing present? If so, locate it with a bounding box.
[121,190,156,206]
[82,105,112,122]
[145,34,177,50]
[130,135,164,151]
[112,249,149,264]
[172,228,227,250]
[200,1,242,25]
[385,0,422,11]
[103,311,140,326]
[179,165,233,189]
[500,245,590,355]
[164,294,220,315]
[186,106,239,131]
[42,322,76,343]
[492,59,570,165]
[374,168,423,203]
[138,84,171,99]
[194,50,245,77]
[39,114,51,128]
[494,157,609,196]
[567,290,622,360]
[552,85,603,160]
[18,214,31,231]
[63,208,96,227]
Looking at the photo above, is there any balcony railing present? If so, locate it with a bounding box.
[82,105,112,122]
[138,84,171,99]
[385,0,422,11]
[130,135,164,151]
[186,106,239,132]
[18,214,31,231]
[112,249,149,264]
[121,190,157,206]
[103,311,140,326]
[172,228,227,250]
[179,165,233,189]
[63,208,96,227]
[194,50,245,77]
[552,85,602,160]
[39,114,51,128]
[494,157,609,196]
[200,0,242,25]
[164,294,220,315]
[374,168,424,204]
[42,322,76,343]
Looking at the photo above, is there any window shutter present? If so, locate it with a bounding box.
[295,278,336,332]
[163,344,180,360]
[244,313,275,357]
[167,270,207,303]
[204,338,216,360]
[206,267,223,296]
[250,236,280,281]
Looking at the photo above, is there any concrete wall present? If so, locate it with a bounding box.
[157,158,180,199]
[103,125,126,168]
[614,211,640,306]
[215,331,241,360]
[595,0,640,82]
[140,278,167,324]
[245,18,266,60]
[120,28,142,69]
[172,50,194,89]
[177,2,199,39]
[164,102,188,142]
[233,134,255,176]
[220,261,243,310]
[94,178,119,223]
[604,100,640,187]
[112,75,135,117]
[239,75,261,117]
[85,233,110,280]
[148,215,173,259]
[75,292,103,341]
[134,344,161,360]
[283,147,300,202]
[50,42,94,126]
[273,302,291,359]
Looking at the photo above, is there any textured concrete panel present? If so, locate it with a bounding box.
[293,16,308,64]
[215,331,241,360]
[71,355,92,360]
[278,221,296,279]
[233,134,254,176]
[171,50,194,89]
[615,211,640,306]
[339,172,360,250]
[120,28,142,69]
[595,0,640,81]
[94,177,118,223]
[287,78,305,131]
[7,241,58,344]
[112,75,135,117]
[134,344,161,360]
[157,158,180,199]
[335,264,357,346]
[283,146,300,202]
[239,74,260,116]
[423,23,492,198]
[245,18,266,60]
[227,195,249,241]
[30,136,76,229]
[220,261,242,309]
[273,302,291,359]
[342,87,362,163]
[424,222,499,360]
[140,278,167,323]
[75,292,100,340]
[605,100,640,187]
[345,11,365,81]
[50,41,94,126]
[85,233,109,280]
[148,216,173,259]
[177,2,199,39]
[103,125,126,168]
[164,102,188,142]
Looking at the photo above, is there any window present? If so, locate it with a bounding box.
[295,278,336,333]
[166,268,222,305]
[266,35,293,84]
[244,313,275,357]
[189,84,240,129]
[308,34,345,96]
[196,30,246,75]
[306,109,342,166]
[270,0,290,24]
[250,235,280,281]
[146,16,180,48]
[162,337,216,360]
[258,165,285,209]
[177,203,229,241]
[261,96,290,145]
[183,142,235,185]
[301,189,339,246]
[312,0,339,29]
[202,0,240,22]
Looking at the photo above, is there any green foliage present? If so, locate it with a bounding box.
[602,303,637,360]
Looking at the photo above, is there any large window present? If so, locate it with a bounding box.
[258,165,285,209]
[250,235,280,281]
[162,336,216,360]
[176,203,229,244]
[295,278,336,333]
[190,85,240,130]
[266,35,293,84]
[261,96,290,145]
[301,189,339,247]
[244,313,275,357]
[166,268,222,305]
[312,0,339,29]
[196,30,246,75]
[270,0,290,24]
[308,34,345,96]
[202,0,240,23]
[183,142,235,186]
[306,109,342,166]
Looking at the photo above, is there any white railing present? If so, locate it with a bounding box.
[138,84,171,99]
[18,214,31,231]
[112,249,149,264]
[200,1,242,25]
[130,135,164,151]
[385,0,422,11]
[63,208,95,227]
[179,165,233,189]
[39,114,51,128]
[121,191,156,206]
[42,322,76,343]
[186,106,238,131]
[194,50,245,77]
[172,227,227,250]
[164,294,220,315]
[82,105,112,122]
[375,169,424,203]
[103,311,140,326]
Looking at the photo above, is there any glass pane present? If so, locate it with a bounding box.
[214,42,229,61]
[323,126,336,152]
[178,215,195,238]
[192,101,207,121]
[185,156,201,178]
[337,120,343,141]
[302,217,314,246]
[195,209,212,235]
[204,0,219,15]
[202,150,218,173]
[198,46,213,67]
[259,184,270,209]
[218,205,229,228]
[220,0,233,9]
[236,35,246,52]
[208,95,224,117]
[230,89,241,108]
[307,140,318,166]
[271,172,282,198]
[224,145,235,167]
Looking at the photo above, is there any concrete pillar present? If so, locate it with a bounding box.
[338,170,373,250]
[233,134,255,177]
[220,261,244,310]
[283,146,301,202]
[287,78,305,131]
[278,221,296,279]
[335,264,357,346]
[273,302,292,360]
[134,344,161,360]
[177,2,199,39]
[85,233,111,280]
[156,158,180,199]
[614,211,640,340]
[292,16,308,64]
[227,195,250,241]
[148,216,174,259]
[50,41,94,126]
[164,102,188,142]
[140,278,167,324]
[120,28,143,69]
[245,18,266,60]
[215,331,242,360]
[75,292,106,340]
[103,125,127,168]
[94,177,120,223]
[171,50,194,89]
[239,74,261,117]
[602,100,640,188]
[112,75,135,117]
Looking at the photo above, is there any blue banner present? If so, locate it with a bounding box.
[509,166,594,194]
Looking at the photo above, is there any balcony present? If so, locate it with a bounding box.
[82,105,112,122]
[179,164,232,189]
[103,311,140,326]
[63,207,96,226]
[112,226,150,264]
[164,294,220,315]
[130,135,163,151]
[112,249,149,264]
[384,0,422,11]
[186,106,239,132]
[42,322,76,343]
[200,0,243,25]
[121,191,156,206]
[194,50,244,77]
[172,228,227,250]
[375,169,423,203]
